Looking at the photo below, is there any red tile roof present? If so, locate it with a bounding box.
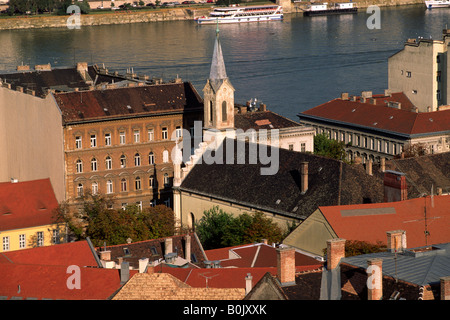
[0,241,99,267]
[0,263,134,300]
[205,243,323,271]
[319,195,450,248]
[300,93,450,136]
[0,179,59,232]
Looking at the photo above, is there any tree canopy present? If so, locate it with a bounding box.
[195,206,285,250]
[314,133,347,161]
[6,0,90,15]
[53,193,175,247]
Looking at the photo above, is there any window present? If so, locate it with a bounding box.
[19,234,26,249]
[406,71,411,78]
[150,199,156,207]
[164,198,171,208]
[75,136,82,149]
[149,152,155,165]
[120,131,126,145]
[437,71,441,82]
[148,129,154,141]
[77,183,84,197]
[90,134,97,148]
[136,201,142,211]
[106,180,113,194]
[135,176,141,190]
[162,127,168,140]
[76,159,83,173]
[357,135,361,146]
[163,150,169,163]
[120,155,126,168]
[288,144,294,151]
[2,236,9,251]
[37,231,44,247]
[222,101,227,121]
[164,173,170,187]
[105,133,111,146]
[91,158,97,172]
[364,137,368,148]
[134,153,141,167]
[209,101,213,123]
[52,229,60,244]
[149,176,154,189]
[340,132,345,142]
[301,143,306,152]
[105,156,112,170]
[121,178,127,192]
[134,130,140,143]
[176,126,182,139]
[92,182,98,195]
[437,90,441,101]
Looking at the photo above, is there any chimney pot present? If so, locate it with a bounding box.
[300,162,308,194]
[326,238,346,270]
[367,258,383,300]
[441,276,450,300]
[259,103,266,112]
[276,246,296,286]
[341,92,349,100]
[245,273,253,295]
[386,230,406,252]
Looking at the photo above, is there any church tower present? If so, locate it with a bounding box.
[203,25,236,145]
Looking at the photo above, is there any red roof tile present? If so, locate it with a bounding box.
[319,195,450,248]
[0,179,59,232]
[300,94,450,136]
[1,241,99,267]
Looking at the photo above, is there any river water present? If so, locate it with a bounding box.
[0,5,449,120]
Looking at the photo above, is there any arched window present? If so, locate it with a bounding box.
[162,150,169,163]
[91,158,97,172]
[222,101,227,121]
[134,153,141,166]
[76,159,83,173]
[106,180,113,194]
[105,156,112,170]
[120,155,126,168]
[121,178,127,192]
[91,182,98,195]
[135,176,141,190]
[149,152,155,165]
[149,176,155,189]
[163,173,170,187]
[77,183,83,197]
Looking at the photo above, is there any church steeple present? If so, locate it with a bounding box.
[203,25,235,134]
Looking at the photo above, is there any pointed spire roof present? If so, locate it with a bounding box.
[209,23,227,81]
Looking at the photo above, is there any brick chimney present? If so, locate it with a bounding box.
[245,273,253,295]
[367,258,383,300]
[386,230,407,253]
[383,170,407,202]
[276,246,296,286]
[165,237,173,255]
[441,276,450,300]
[185,234,191,262]
[99,250,111,261]
[300,162,308,194]
[326,238,346,270]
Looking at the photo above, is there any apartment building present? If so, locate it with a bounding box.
[388,29,450,112]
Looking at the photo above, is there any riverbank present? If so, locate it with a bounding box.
[0,1,426,31]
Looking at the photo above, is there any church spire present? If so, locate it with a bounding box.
[209,20,227,81]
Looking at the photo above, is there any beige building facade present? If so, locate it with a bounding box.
[388,30,450,112]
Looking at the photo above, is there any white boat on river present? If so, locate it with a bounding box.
[195,5,283,24]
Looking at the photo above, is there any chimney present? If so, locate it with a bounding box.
[326,238,346,270]
[380,158,385,172]
[34,63,51,71]
[139,258,149,273]
[386,230,407,253]
[259,103,266,112]
[384,89,392,97]
[300,162,308,194]
[369,98,377,105]
[165,237,173,255]
[441,276,450,300]
[366,159,373,176]
[17,65,30,72]
[367,258,383,300]
[341,92,349,100]
[383,170,407,202]
[76,62,88,72]
[185,234,191,262]
[427,106,431,112]
[261,239,268,245]
[245,273,253,295]
[120,261,130,284]
[276,246,296,286]
[99,250,111,261]
[361,91,372,99]
[240,105,247,114]
[437,187,443,195]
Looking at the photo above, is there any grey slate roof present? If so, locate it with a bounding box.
[180,139,385,220]
[341,242,450,286]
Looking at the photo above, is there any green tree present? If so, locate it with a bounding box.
[322,239,386,257]
[314,133,347,161]
[141,204,175,239]
[196,207,284,250]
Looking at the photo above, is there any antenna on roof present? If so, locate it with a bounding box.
[199,272,219,288]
